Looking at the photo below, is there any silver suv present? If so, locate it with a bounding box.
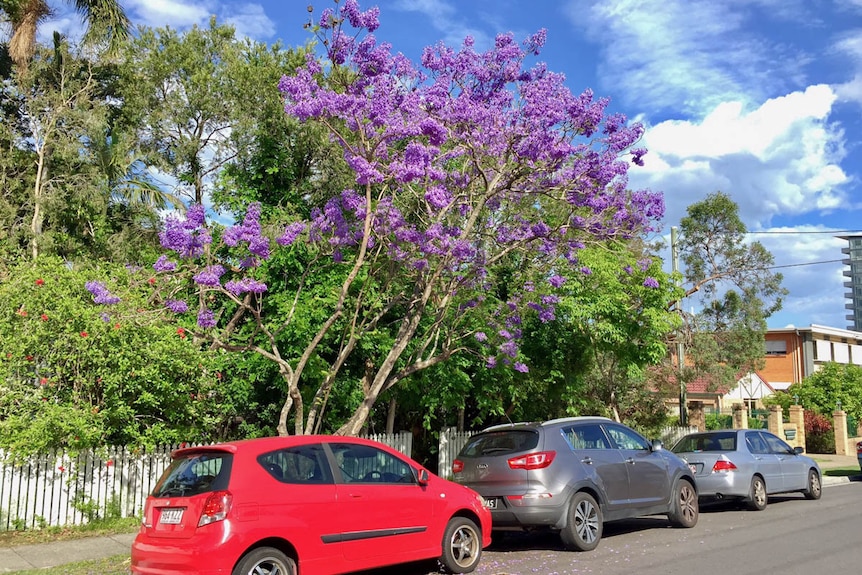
[452,417,698,551]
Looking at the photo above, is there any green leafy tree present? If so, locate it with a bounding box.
[118,18,256,206]
[767,362,862,422]
[668,191,788,422]
[0,257,226,459]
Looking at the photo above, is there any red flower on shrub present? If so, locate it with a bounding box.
[35,278,44,286]
[58,465,65,473]
[114,323,121,329]
[80,331,88,338]
[40,314,49,321]
[177,327,186,339]
[106,460,114,467]
[39,377,48,386]
[26,355,33,361]
[16,308,27,317]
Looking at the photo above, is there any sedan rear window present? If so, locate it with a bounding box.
[153,453,232,498]
[459,430,539,457]
[672,433,737,453]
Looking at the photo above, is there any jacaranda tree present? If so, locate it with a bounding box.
[91,0,665,436]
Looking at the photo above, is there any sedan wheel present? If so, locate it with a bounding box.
[746,476,768,511]
[561,492,602,551]
[440,517,482,573]
[232,547,295,575]
[803,469,822,500]
[667,479,698,528]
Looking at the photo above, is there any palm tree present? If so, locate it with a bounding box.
[2,0,129,71]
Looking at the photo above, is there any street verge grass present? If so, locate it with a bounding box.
[0,516,140,547]
[8,554,131,575]
[823,467,862,477]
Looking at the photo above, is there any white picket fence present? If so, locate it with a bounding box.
[0,432,413,531]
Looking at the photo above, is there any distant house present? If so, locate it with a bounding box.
[661,324,862,416]
[760,324,862,389]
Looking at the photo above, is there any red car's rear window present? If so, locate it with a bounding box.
[153,453,233,498]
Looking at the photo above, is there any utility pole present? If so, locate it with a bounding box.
[671,226,687,425]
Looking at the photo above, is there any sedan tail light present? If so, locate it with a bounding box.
[711,459,738,473]
[508,451,556,470]
[198,490,232,527]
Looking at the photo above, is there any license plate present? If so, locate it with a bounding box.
[159,508,184,524]
[482,498,497,510]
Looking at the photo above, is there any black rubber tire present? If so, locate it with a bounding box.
[746,476,768,511]
[667,479,699,528]
[560,492,602,551]
[803,469,822,500]
[440,517,482,573]
[232,547,296,575]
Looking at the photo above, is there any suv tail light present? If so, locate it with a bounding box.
[856,441,862,455]
[198,490,232,527]
[452,459,464,474]
[711,459,738,473]
[508,451,556,470]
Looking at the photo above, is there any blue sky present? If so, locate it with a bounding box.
[22,0,862,330]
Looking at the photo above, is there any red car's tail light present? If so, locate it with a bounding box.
[856,441,862,454]
[452,459,464,474]
[198,490,233,527]
[711,459,738,473]
[508,451,556,470]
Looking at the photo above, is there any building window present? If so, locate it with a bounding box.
[765,340,787,356]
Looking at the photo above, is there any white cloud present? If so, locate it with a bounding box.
[124,0,213,29]
[631,85,849,230]
[222,4,277,40]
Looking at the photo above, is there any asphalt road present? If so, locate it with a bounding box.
[365,481,861,575]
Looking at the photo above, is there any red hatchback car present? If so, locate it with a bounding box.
[131,436,491,575]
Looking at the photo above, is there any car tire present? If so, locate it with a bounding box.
[803,469,822,500]
[440,517,482,573]
[746,476,768,511]
[667,479,699,528]
[232,547,296,575]
[560,492,602,551]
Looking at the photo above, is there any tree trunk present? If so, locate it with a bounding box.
[385,396,397,434]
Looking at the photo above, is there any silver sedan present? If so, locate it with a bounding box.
[670,429,822,510]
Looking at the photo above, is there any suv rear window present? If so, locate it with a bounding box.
[459,430,539,457]
[153,453,232,497]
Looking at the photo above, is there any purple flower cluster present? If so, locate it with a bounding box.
[159,204,211,258]
[223,202,270,261]
[85,281,120,305]
[225,278,267,295]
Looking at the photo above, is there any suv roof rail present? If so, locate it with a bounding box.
[540,416,612,427]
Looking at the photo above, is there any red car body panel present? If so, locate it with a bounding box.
[131,436,491,575]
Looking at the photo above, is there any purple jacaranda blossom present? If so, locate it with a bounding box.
[223,202,270,258]
[548,275,566,288]
[581,267,592,275]
[514,362,529,373]
[160,204,211,258]
[193,265,225,288]
[85,281,120,305]
[165,299,189,313]
[225,278,268,295]
[475,332,487,342]
[643,277,660,288]
[197,308,216,329]
[276,222,307,246]
[153,255,177,272]
[486,356,497,368]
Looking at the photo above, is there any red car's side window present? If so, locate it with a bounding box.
[258,444,333,484]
